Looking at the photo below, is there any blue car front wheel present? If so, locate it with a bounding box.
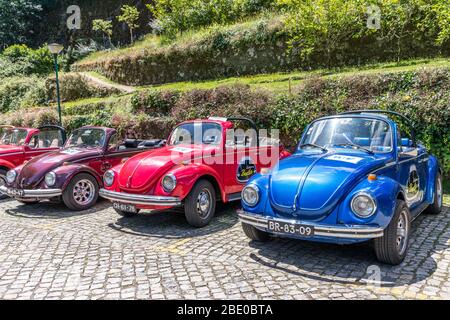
[374,200,410,265]
[242,223,271,242]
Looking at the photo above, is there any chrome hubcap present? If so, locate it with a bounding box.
[73,179,95,205]
[396,209,409,255]
[197,188,212,218]
[437,176,443,208]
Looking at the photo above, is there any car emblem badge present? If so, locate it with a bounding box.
[127,176,132,188]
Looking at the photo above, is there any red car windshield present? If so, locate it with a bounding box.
[0,129,28,146]
[169,122,222,146]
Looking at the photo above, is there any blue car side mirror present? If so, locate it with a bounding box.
[401,138,412,147]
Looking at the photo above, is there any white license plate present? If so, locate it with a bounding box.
[113,202,137,213]
[7,188,25,197]
[267,220,314,236]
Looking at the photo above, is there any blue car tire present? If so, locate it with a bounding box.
[242,223,271,242]
[425,173,443,215]
[374,199,410,265]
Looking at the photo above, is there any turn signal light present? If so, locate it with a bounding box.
[121,158,129,164]
[368,174,377,181]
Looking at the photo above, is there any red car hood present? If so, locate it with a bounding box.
[16,147,101,188]
[0,144,22,156]
[118,144,214,192]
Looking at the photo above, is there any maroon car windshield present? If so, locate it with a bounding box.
[65,128,106,149]
[0,129,28,146]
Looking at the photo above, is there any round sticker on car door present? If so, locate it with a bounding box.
[237,157,257,183]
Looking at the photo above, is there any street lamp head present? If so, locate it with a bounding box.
[48,43,64,55]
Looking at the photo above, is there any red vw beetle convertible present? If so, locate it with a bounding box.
[0,126,165,210]
[100,117,291,227]
[0,125,66,200]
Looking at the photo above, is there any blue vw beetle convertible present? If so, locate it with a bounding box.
[238,110,443,265]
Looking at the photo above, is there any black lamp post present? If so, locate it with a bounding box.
[48,43,64,126]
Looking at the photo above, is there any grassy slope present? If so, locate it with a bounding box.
[66,57,450,108]
[139,58,450,93]
[76,14,283,66]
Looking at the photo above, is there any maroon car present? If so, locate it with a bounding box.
[0,125,66,200]
[0,126,165,210]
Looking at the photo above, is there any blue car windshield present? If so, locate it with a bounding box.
[301,117,393,153]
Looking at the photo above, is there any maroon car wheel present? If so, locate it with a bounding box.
[0,169,7,200]
[62,173,99,211]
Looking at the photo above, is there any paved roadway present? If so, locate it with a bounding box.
[0,198,449,300]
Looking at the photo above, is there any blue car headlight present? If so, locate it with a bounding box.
[242,185,259,207]
[351,192,377,218]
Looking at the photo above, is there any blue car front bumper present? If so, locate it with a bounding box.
[238,210,384,241]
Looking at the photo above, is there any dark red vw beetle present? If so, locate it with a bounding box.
[0,125,66,200]
[0,126,165,210]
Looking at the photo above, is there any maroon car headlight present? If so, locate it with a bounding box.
[45,172,57,187]
[161,174,177,192]
[104,170,115,187]
[6,170,17,184]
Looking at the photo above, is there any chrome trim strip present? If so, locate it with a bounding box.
[0,186,62,198]
[99,188,182,206]
[238,210,384,239]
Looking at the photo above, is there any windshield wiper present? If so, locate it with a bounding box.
[333,143,374,155]
[299,143,328,152]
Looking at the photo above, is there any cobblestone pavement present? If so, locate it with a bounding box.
[0,198,449,300]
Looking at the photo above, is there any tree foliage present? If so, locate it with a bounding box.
[278,0,450,66]
[117,5,140,43]
[92,19,113,45]
[147,0,274,38]
[0,0,43,48]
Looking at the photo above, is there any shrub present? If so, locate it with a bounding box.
[110,113,176,140]
[171,84,274,127]
[2,44,32,61]
[0,76,47,112]
[0,44,54,78]
[27,45,54,75]
[130,90,180,115]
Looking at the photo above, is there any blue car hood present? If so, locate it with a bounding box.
[269,151,389,220]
